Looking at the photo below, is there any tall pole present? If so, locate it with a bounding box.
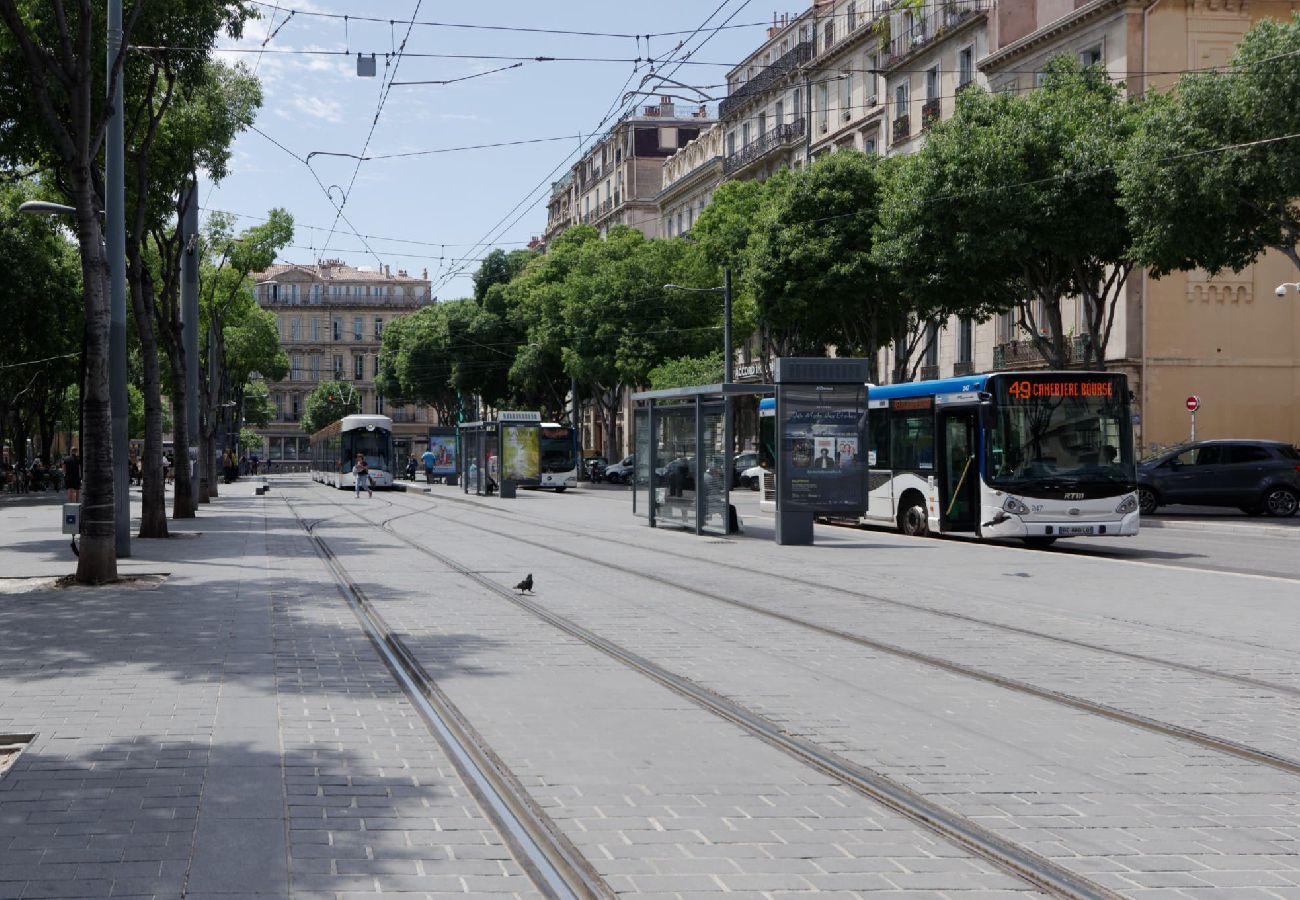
[182,177,199,452]
[107,0,130,557]
[723,267,733,385]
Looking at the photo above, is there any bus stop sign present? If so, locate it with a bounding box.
[1186,395,1200,412]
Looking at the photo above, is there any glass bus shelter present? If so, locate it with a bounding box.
[631,383,773,536]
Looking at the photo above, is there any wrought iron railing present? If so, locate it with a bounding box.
[919,365,939,381]
[880,0,989,69]
[953,359,974,376]
[720,41,813,119]
[722,119,806,175]
[891,114,911,144]
[921,97,941,130]
[992,334,1093,370]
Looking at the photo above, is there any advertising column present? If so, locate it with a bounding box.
[498,411,542,498]
[773,358,871,545]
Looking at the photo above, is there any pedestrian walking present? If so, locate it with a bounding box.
[63,447,81,502]
[352,453,372,499]
[405,456,417,481]
[421,447,436,484]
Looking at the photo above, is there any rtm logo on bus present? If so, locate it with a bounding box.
[1006,379,1114,401]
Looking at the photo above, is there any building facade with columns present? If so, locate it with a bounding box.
[252,259,439,463]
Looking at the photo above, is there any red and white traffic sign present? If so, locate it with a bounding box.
[1186,395,1200,412]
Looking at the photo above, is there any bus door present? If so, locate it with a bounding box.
[937,405,978,532]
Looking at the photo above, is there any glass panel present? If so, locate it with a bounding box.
[653,406,695,529]
[634,407,650,518]
[700,402,728,535]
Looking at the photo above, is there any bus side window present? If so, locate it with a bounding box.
[891,409,934,470]
[869,413,890,469]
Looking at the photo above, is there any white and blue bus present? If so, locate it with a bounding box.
[537,422,578,492]
[309,415,396,490]
[760,370,1139,546]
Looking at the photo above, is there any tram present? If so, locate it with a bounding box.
[309,414,396,489]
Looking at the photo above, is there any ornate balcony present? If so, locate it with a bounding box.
[992,334,1093,370]
[722,118,806,176]
[919,365,939,382]
[880,0,990,70]
[720,41,813,120]
[953,359,974,376]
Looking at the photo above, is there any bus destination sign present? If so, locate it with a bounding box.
[1004,378,1117,402]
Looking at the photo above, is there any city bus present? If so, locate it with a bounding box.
[309,414,395,490]
[759,371,1139,545]
[537,422,578,491]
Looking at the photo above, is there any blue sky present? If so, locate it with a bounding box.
[210,1,778,298]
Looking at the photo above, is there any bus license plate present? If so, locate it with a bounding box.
[1058,525,1095,536]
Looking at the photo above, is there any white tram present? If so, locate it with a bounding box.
[309,415,395,489]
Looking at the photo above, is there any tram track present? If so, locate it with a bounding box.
[371,484,1300,779]
[416,485,1300,695]
[285,497,615,900]
[294,486,1117,900]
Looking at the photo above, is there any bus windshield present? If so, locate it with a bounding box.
[986,374,1134,492]
[540,426,576,473]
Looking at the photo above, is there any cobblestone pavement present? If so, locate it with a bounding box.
[310,480,1300,898]
[2,477,1298,898]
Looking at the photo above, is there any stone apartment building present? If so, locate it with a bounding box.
[656,0,1300,448]
[252,259,438,463]
[544,98,714,244]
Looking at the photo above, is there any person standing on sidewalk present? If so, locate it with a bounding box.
[352,452,372,499]
[62,447,81,502]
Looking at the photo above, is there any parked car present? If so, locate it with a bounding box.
[655,457,695,492]
[604,454,635,484]
[1138,439,1300,517]
[731,451,759,487]
[739,463,768,491]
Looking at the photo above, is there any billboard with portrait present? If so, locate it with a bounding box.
[777,382,868,512]
[426,430,458,476]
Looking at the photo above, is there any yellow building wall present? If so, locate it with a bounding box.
[1137,0,1300,449]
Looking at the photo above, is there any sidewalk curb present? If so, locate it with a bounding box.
[1141,517,1298,538]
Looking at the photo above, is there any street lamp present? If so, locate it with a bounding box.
[663,268,734,384]
[1276,282,1300,297]
[18,199,130,559]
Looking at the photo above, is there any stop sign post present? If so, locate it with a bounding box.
[1186,395,1200,441]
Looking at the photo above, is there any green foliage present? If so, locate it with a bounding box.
[472,248,537,310]
[241,380,273,428]
[648,352,725,390]
[1121,14,1300,275]
[301,379,361,435]
[238,427,263,453]
[225,306,288,387]
[876,57,1137,369]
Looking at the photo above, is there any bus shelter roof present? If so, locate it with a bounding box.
[632,382,773,403]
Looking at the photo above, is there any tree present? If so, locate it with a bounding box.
[1121,15,1300,276]
[876,58,1137,371]
[301,380,361,435]
[748,152,901,375]
[198,209,292,500]
[0,181,82,467]
[472,247,536,307]
[377,302,465,424]
[648,351,724,390]
[0,0,147,582]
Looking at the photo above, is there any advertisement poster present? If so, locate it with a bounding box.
[501,425,540,483]
[426,432,458,476]
[778,383,868,511]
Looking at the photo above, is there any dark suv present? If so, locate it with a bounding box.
[1138,440,1300,517]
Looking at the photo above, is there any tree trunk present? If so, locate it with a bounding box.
[169,390,194,517]
[72,181,117,583]
[127,257,168,538]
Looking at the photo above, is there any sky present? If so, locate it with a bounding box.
[209,0,784,299]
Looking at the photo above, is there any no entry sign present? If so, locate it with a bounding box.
[1186,395,1200,412]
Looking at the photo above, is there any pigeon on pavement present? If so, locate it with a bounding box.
[514,573,534,594]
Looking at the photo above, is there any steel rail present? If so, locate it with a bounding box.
[285,499,614,900]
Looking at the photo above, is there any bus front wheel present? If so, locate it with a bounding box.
[897,498,929,537]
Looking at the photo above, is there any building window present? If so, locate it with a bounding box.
[817,82,829,131]
[894,80,908,110]
[742,122,751,148]
[775,100,784,126]
[273,393,283,421]
[332,318,341,341]
[926,66,939,101]
[374,316,383,338]
[824,21,834,51]
[847,1,857,30]
[924,321,939,368]
[957,318,973,364]
[310,317,320,341]
[353,317,363,341]
[373,354,381,378]
[958,46,974,88]
[840,71,853,119]
[726,131,736,156]
[758,112,767,136]
[310,353,321,380]
[863,136,877,155]
[376,394,384,415]
[793,87,802,120]
[1080,44,1103,67]
[290,353,303,381]
[353,354,364,380]
[266,283,279,302]
[333,354,343,378]
[291,396,300,422]
[289,317,300,341]
[997,310,1015,343]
